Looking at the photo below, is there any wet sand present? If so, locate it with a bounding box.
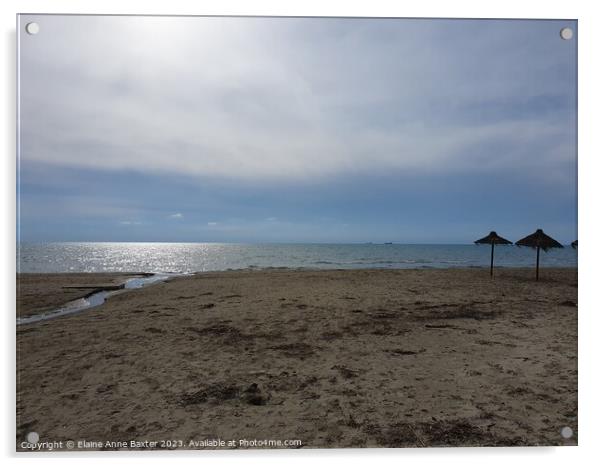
[16,268,577,449]
[17,273,149,318]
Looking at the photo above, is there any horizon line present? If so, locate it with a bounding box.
[16,240,577,246]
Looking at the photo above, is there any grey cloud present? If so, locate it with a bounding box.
[19,16,576,182]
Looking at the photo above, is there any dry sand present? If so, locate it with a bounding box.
[16,268,577,450]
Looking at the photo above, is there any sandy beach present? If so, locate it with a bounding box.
[16,268,577,449]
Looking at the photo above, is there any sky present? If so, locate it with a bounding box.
[18,15,577,244]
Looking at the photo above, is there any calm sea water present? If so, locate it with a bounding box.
[17,242,577,274]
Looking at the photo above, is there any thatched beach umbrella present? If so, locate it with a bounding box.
[515,229,564,281]
[474,231,512,277]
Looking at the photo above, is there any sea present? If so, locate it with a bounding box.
[17,242,578,274]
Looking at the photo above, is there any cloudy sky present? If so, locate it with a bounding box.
[18,15,577,243]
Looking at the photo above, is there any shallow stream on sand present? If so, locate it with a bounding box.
[17,273,177,325]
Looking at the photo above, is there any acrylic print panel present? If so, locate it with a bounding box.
[16,15,577,451]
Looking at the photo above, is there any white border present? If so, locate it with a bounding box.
[2,1,601,465]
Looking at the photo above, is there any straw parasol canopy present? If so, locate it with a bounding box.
[515,229,564,280]
[474,231,512,277]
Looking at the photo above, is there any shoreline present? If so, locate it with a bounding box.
[17,267,577,320]
[16,268,577,448]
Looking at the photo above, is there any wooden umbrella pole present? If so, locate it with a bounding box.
[490,242,494,277]
[536,246,540,281]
